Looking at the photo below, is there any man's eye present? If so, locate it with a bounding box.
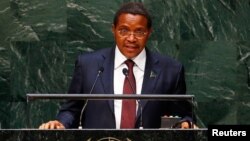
[135,30,144,34]
[135,30,146,35]
[120,29,129,33]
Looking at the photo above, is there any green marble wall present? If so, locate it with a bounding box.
[0,0,249,128]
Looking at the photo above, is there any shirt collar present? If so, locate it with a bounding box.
[114,46,146,71]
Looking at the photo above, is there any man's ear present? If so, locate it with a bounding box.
[148,28,153,36]
[112,24,115,34]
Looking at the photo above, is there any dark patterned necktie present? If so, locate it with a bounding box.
[120,59,136,128]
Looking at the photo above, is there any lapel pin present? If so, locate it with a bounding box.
[150,71,156,78]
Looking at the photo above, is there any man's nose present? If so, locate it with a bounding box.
[126,33,137,41]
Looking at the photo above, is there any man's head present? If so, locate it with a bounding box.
[113,2,152,29]
[112,2,152,59]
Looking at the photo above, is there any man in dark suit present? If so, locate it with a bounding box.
[39,2,196,129]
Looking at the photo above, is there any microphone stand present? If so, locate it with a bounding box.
[78,67,104,129]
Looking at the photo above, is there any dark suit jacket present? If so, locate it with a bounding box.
[56,47,194,129]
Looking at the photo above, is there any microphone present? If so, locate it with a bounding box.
[122,68,136,93]
[122,68,143,129]
[78,67,104,129]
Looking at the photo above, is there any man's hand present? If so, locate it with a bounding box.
[181,121,199,129]
[39,120,65,129]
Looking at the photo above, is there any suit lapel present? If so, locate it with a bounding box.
[136,50,162,120]
[99,47,115,114]
[99,48,115,94]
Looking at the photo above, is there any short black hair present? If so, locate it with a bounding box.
[113,2,152,29]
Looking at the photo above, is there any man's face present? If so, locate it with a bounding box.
[112,13,152,59]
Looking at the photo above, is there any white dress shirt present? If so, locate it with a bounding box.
[113,46,146,129]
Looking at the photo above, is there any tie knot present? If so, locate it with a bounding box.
[125,59,134,70]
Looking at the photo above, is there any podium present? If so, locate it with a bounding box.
[0,129,208,141]
[10,94,207,141]
[27,93,196,128]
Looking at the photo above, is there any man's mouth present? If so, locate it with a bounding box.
[125,44,137,48]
